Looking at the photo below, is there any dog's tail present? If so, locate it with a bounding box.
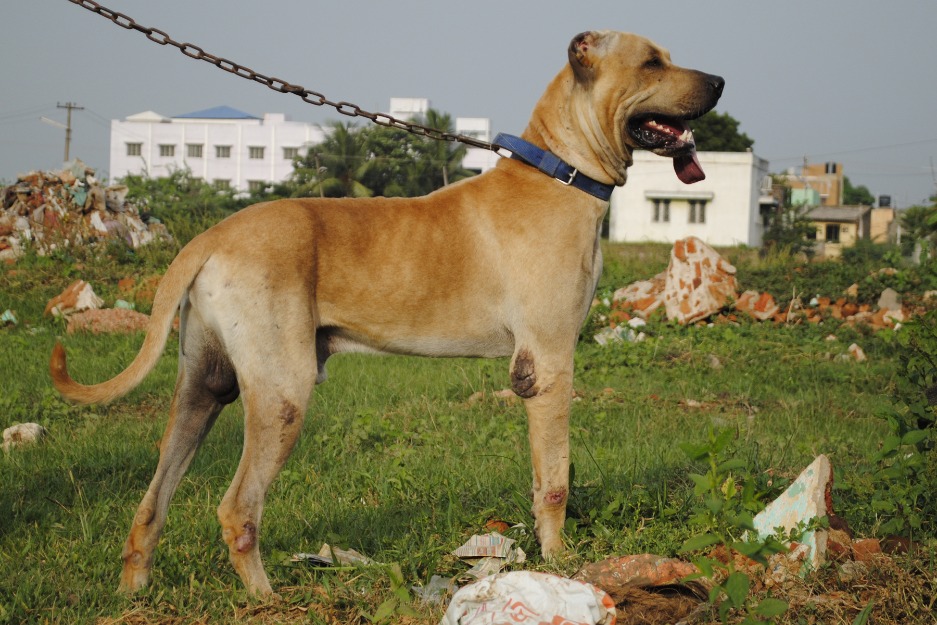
[50,234,212,405]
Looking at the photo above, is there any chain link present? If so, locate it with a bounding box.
[67,0,498,151]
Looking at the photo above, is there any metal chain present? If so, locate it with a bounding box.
[66,0,498,151]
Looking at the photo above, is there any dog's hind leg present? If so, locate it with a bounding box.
[511,344,575,558]
[215,322,316,595]
[120,309,238,592]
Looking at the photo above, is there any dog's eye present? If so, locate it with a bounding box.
[643,56,664,70]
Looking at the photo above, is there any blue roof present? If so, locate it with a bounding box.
[174,105,259,120]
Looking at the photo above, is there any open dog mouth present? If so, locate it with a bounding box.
[627,114,705,184]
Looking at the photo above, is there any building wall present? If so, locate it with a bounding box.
[110,112,326,192]
[870,207,896,243]
[810,219,860,258]
[608,151,769,247]
[779,162,843,207]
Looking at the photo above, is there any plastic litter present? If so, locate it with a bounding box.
[292,543,373,566]
[412,574,458,605]
[440,570,616,625]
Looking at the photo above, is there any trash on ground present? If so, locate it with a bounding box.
[412,574,458,605]
[291,543,373,566]
[2,423,48,452]
[440,570,616,625]
[573,554,708,623]
[452,532,526,579]
[753,454,833,571]
[44,279,103,317]
[0,309,16,326]
[0,160,170,260]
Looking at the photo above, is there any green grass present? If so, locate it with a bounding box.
[0,243,933,624]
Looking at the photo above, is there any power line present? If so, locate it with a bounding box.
[770,136,937,163]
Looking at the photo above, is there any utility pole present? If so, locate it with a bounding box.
[56,102,84,162]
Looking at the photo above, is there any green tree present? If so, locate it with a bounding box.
[291,121,375,198]
[843,176,875,206]
[691,111,754,152]
[900,202,937,257]
[120,167,246,245]
[288,110,477,199]
[358,124,426,197]
[414,109,473,190]
[761,177,816,257]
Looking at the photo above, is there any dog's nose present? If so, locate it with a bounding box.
[709,74,725,97]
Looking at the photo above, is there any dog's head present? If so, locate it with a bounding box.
[554,30,724,185]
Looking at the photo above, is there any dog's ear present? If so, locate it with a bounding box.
[568,31,603,83]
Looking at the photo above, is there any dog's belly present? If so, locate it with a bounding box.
[317,325,515,360]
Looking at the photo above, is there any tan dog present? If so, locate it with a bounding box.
[51,30,722,595]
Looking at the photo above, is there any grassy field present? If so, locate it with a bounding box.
[0,241,934,624]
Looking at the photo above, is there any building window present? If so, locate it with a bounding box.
[652,199,671,223]
[158,144,175,157]
[126,142,142,157]
[247,180,265,193]
[213,179,231,190]
[249,146,265,160]
[688,200,707,224]
[215,145,232,158]
[187,143,203,158]
[283,147,299,160]
[825,224,841,243]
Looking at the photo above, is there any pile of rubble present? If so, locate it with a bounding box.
[601,236,917,338]
[0,160,170,260]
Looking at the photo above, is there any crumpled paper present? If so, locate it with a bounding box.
[440,570,616,625]
[452,532,526,579]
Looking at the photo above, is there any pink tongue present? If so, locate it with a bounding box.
[674,150,705,184]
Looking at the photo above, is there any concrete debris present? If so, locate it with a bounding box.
[753,455,833,571]
[876,287,900,313]
[663,237,739,324]
[612,272,666,318]
[0,160,170,260]
[2,423,47,452]
[735,290,779,321]
[847,343,867,363]
[605,239,917,331]
[611,237,738,325]
[44,279,103,317]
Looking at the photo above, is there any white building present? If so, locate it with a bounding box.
[109,100,498,190]
[609,151,774,247]
[109,106,326,193]
[388,97,499,173]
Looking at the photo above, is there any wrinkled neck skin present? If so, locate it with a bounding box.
[522,66,633,187]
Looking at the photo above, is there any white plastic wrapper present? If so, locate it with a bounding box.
[440,571,616,625]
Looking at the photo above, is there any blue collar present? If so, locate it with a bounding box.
[492,133,615,202]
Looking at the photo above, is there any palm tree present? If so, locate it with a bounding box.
[418,109,473,190]
[290,122,374,198]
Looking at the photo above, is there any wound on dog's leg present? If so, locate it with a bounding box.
[236,521,257,553]
[511,349,539,398]
[545,488,568,506]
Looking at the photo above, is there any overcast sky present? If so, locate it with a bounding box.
[3,1,936,207]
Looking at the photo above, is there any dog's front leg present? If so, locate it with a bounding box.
[511,347,573,557]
